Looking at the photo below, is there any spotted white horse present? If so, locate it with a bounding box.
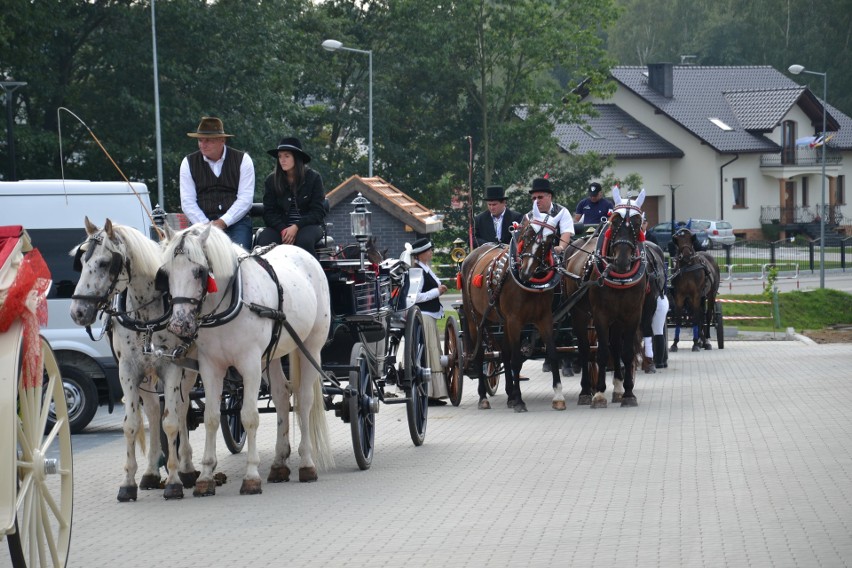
[158,224,333,495]
[69,218,198,501]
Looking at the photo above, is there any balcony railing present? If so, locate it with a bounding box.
[760,146,842,167]
[760,205,844,226]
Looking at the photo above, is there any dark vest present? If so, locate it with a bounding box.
[419,269,442,313]
[188,148,245,220]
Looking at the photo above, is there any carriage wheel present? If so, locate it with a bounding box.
[348,343,375,470]
[484,361,500,396]
[8,335,73,568]
[443,316,463,407]
[220,386,246,455]
[403,306,428,447]
[714,301,725,350]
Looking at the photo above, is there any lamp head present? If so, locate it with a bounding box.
[322,39,342,52]
[788,64,805,75]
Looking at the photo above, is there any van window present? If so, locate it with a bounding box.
[27,228,87,299]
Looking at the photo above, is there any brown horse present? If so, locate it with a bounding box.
[563,188,648,408]
[669,228,720,351]
[459,209,566,412]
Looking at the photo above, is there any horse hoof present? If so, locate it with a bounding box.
[117,486,137,502]
[621,396,638,408]
[178,470,200,489]
[193,480,216,497]
[513,402,528,413]
[552,400,566,411]
[506,399,517,408]
[299,467,318,483]
[703,343,713,350]
[163,483,184,500]
[591,398,608,409]
[239,479,263,495]
[670,344,678,352]
[478,399,491,410]
[268,464,291,483]
[561,365,573,377]
[139,474,161,490]
[691,344,701,352]
[578,395,592,406]
[611,392,623,403]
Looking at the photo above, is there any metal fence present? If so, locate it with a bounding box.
[433,237,852,288]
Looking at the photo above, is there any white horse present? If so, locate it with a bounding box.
[159,224,333,495]
[69,218,197,501]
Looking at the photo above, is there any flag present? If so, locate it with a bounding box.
[809,133,835,148]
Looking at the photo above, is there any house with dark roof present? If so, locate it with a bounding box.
[547,64,850,240]
[324,175,443,258]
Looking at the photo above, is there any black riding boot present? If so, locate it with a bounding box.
[653,335,668,368]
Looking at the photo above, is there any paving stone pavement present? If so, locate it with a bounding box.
[7,338,850,568]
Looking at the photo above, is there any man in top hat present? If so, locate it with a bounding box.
[527,177,574,254]
[573,182,614,225]
[473,185,524,248]
[179,116,255,250]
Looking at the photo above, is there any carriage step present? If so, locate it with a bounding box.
[382,397,410,405]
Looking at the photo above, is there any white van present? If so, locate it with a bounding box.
[0,179,155,432]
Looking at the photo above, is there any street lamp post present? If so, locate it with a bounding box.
[322,39,373,178]
[788,64,827,289]
[1,80,27,181]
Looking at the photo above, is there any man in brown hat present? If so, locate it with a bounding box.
[473,185,523,248]
[179,116,255,249]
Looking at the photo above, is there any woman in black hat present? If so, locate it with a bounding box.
[255,137,326,255]
[405,237,450,405]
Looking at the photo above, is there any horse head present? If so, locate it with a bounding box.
[672,227,696,263]
[159,224,238,339]
[605,187,645,274]
[69,217,129,326]
[513,201,559,282]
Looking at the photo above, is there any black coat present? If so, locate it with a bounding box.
[262,168,326,233]
[473,207,523,247]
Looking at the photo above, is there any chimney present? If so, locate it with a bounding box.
[647,63,674,98]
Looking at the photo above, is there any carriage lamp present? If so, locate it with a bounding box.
[350,193,373,243]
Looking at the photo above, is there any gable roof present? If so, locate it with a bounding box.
[326,175,443,234]
[610,65,851,153]
[518,104,684,159]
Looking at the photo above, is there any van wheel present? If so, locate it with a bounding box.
[46,365,99,434]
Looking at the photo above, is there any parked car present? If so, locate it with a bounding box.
[688,219,735,248]
[647,221,711,253]
[0,179,154,432]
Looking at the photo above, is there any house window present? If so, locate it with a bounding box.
[802,177,809,206]
[732,178,746,208]
[781,121,796,165]
[838,175,846,205]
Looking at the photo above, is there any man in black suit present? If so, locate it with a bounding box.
[473,185,524,248]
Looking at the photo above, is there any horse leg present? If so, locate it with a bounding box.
[267,358,292,483]
[235,358,263,495]
[137,372,162,491]
[620,329,639,407]
[194,362,225,497]
[538,323,565,411]
[701,296,713,349]
[592,321,609,409]
[573,312,593,405]
[503,323,527,412]
[161,366,196,499]
[670,295,683,352]
[116,367,143,502]
[610,334,624,403]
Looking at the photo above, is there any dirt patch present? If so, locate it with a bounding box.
[801,326,852,344]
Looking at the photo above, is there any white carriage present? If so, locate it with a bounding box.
[0,227,73,567]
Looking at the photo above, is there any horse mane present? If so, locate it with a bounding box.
[163,224,240,280]
[106,223,162,278]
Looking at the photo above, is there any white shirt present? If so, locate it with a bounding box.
[413,261,444,319]
[179,146,255,227]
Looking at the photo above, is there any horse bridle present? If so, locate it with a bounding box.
[71,233,130,313]
[515,217,557,275]
[606,204,643,263]
[673,228,696,264]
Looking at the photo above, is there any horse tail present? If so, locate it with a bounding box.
[308,366,334,471]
